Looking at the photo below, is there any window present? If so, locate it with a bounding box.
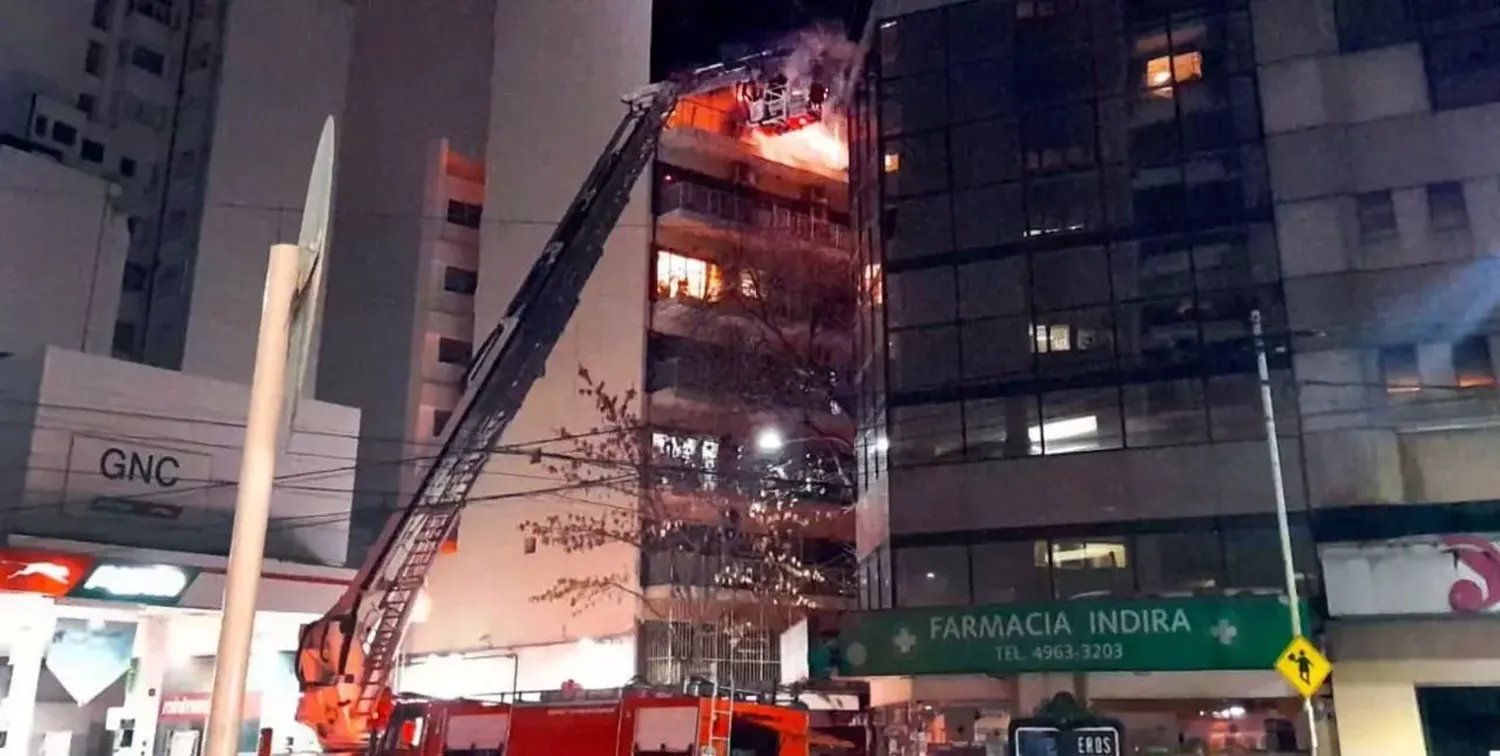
[889,326,959,391]
[51,122,77,146]
[1124,379,1209,447]
[523,537,538,555]
[887,267,955,328]
[33,116,48,137]
[77,93,97,117]
[444,199,482,229]
[655,250,722,301]
[111,320,136,354]
[85,41,105,76]
[81,139,105,164]
[1380,344,1421,393]
[889,402,962,466]
[1336,0,1412,51]
[92,0,114,30]
[1428,181,1469,232]
[121,261,149,291]
[436,337,471,366]
[120,157,136,177]
[441,266,478,295]
[971,541,1050,602]
[964,395,1040,459]
[895,545,970,607]
[1428,27,1500,110]
[1135,531,1223,593]
[1356,191,1398,242]
[1050,538,1132,599]
[432,409,452,437]
[130,45,166,75]
[1454,336,1496,388]
[1144,52,1204,95]
[1039,387,1124,454]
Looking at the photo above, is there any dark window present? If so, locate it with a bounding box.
[889,402,962,466]
[1417,687,1500,756]
[121,262,149,291]
[111,320,136,354]
[33,116,48,136]
[437,337,472,366]
[1336,0,1413,51]
[85,41,105,76]
[77,93,97,117]
[1356,191,1398,242]
[894,545,969,607]
[1136,531,1224,593]
[1427,26,1500,110]
[1380,344,1421,393]
[1428,181,1470,231]
[1454,336,1496,388]
[130,45,166,75]
[432,409,452,437]
[92,0,114,30]
[445,200,482,229]
[51,122,77,147]
[81,139,105,163]
[1124,379,1209,447]
[120,157,136,177]
[523,537,538,555]
[442,266,478,295]
[971,541,1050,603]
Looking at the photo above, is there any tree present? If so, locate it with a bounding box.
[518,359,856,688]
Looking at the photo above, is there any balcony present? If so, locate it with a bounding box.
[660,98,849,191]
[641,551,855,599]
[657,181,851,256]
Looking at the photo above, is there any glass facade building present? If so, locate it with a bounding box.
[850,0,1310,610]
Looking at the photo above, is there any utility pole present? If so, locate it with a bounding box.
[1250,309,1320,755]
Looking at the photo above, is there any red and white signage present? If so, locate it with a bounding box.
[0,549,94,596]
[1321,534,1500,617]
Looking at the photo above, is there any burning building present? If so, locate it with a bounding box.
[639,33,860,688]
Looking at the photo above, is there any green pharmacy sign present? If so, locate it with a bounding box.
[837,596,1309,676]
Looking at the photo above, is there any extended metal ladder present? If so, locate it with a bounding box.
[704,672,735,756]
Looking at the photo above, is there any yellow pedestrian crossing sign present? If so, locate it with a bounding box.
[1276,635,1332,698]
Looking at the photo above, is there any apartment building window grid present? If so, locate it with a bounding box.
[873,0,1287,468]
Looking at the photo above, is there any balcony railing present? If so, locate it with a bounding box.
[641,552,855,597]
[658,181,851,252]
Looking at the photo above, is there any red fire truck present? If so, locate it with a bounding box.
[371,686,823,756]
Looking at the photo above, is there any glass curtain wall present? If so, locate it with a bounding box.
[869,0,1291,468]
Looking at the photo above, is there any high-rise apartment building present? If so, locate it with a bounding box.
[0,0,351,385]
[316,0,494,560]
[847,0,1500,751]
[408,0,856,694]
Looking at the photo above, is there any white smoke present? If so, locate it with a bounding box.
[776,23,861,109]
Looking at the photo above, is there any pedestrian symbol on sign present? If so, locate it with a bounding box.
[1274,636,1331,698]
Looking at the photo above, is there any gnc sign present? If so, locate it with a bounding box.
[1321,534,1500,617]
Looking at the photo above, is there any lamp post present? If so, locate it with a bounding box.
[1250,309,1320,755]
[203,118,335,756]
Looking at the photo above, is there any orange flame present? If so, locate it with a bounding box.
[745,120,848,176]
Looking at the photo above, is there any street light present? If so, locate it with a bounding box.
[1250,309,1321,755]
[755,428,785,452]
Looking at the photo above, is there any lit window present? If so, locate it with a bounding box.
[1144,52,1203,97]
[1380,345,1420,394]
[1454,336,1496,389]
[655,250,723,301]
[1048,541,1128,569]
[862,263,884,307]
[739,269,760,300]
[883,152,900,173]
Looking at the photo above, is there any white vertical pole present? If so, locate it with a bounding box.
[202,244,301,756]
[1250,309,1320,755]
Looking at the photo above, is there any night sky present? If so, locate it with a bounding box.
[650,0,867,78]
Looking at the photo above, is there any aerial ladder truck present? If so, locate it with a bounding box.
[291,52,831,755]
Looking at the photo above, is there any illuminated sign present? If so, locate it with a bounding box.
[70,563,197,605]
[0,549,94,596]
